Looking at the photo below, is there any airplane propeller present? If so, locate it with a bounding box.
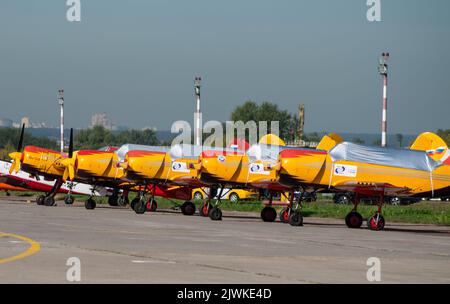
[8,124,25,174]
[61,128,76,181]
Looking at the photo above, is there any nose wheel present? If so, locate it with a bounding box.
[85,198,96,210]
[368,213,385,231]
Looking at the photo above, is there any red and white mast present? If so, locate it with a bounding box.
[194,77,202,146]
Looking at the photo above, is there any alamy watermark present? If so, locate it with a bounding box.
[367,0,382,22]
[66,257,81,282]
[366,257,381,282]
[66,0,81,22]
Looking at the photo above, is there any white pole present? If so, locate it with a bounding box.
[58,89,64,153]
[378,53,389,148]
[194,77,202,147]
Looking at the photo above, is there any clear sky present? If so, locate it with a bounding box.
[0,0,449,134]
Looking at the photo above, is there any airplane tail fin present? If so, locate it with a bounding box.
[410,132,449,163]
[316,133,343,151]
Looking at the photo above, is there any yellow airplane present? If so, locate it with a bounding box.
[277,132,450,230]
[9,126,191,209]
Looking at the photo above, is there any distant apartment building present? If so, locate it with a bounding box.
[0,118,13,128]
[90,113,116,130]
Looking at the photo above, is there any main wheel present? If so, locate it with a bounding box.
[44,197,55,206]
[261,206,277,222]
[118,196,129,206]
[208,207,222,221]
[367,214,385,231]
[288,211,303,226]
[130,197,139,210]
[133,199,146,214]
[279,208,290,223]
[193,191,203,201]
[146,198,157,212]
[85,198,96,210]
[64,195,75,205]
[229,192,239,203]
[345,211,363,228]
[181,201,196,216]
[388,197,401,206]
[36,195,45,205]
[199,203,210,217]
[108,196,119,206]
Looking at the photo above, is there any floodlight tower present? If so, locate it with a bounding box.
[194,77,202,146]
[57,89,64,153]
[378,52,389,147]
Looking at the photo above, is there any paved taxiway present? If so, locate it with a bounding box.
[1,198,449,283]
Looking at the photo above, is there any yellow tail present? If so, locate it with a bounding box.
[316,133,343,151]
[410,132,449,162]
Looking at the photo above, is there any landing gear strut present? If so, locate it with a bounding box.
[64,181,75,205]
[367,194,386,231]
[37,178,63,207]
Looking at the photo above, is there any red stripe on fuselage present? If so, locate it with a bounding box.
[280,149,327,158]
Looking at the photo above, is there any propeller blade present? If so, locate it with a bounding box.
[68,128,73,158]
[68,164,75,181]
[62,167,69,181]
[8,152,22,174]
[17,123,25,152]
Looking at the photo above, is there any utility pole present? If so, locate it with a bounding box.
[378,52,389,147]
[194,77,202,146]
[298,104,305,142]
[57,89,64,153]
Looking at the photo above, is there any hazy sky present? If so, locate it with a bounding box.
[0,0,449,134]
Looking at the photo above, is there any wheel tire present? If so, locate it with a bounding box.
[193,191,203,201]
[261,206,277,222]
[118,196,129,206]
[181,201,196,216]
[335,194,351,205]
[279,208,290,223]
[36,195,45,205]
[367,214,385,231]
[130,197,139,210]
[288,211,303,226]
[208,207,222,221]
[108,196,119,206]
[64,195,75,205]
[199,203,210,217]
[85,198,96,210]
[133,199,146,214]
[44,197,55,206]
[345,211,363,228]
[146,198,157,212]
[229,192,239,203]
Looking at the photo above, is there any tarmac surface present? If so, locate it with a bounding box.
[1,197,450,283]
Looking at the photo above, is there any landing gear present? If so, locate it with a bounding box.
[209,207,222,221]
[181,201,195,216]
[133,198,146,214]
[36,195,45,205]
[261,206,277,222]
[345,211,363,228]
[288,211,303,226]
[43,196,56,206]
[146,197,158,212]
[368,213,385,231]
[36,179,63,207]
[208,186,224,221]
[279,208,290,223]
[85,198,96,210]
[118,190,129,206]
[84,185,97,210]
[108,188,120,206]
[64,195,75,205]
[199,202,210,217]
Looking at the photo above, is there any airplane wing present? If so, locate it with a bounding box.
[333,181,412,196]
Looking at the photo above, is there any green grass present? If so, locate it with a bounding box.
[2,191,449,225]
